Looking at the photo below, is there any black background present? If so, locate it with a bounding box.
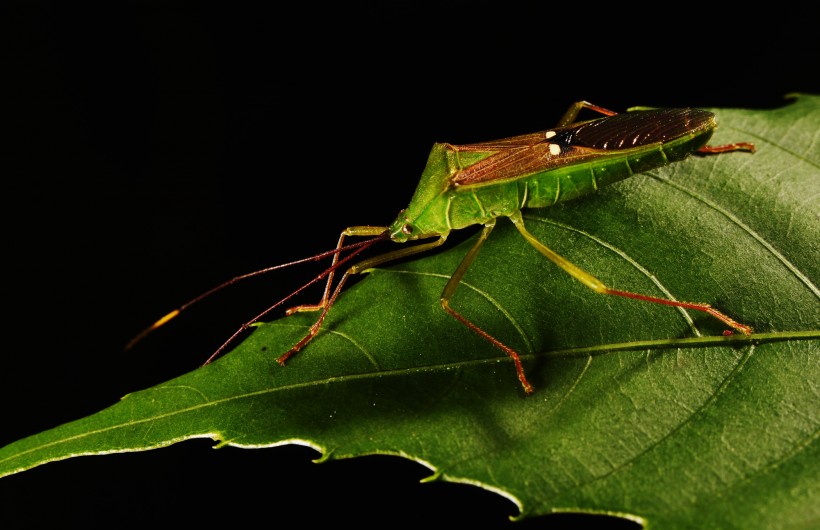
[3,2,816,528]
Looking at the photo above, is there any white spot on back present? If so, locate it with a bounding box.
[545,130,557,139]
[549,143,561,156]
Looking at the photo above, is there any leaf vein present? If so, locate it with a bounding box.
[376,269,536,353]
[649,174,820,300]
[553,343,758,503]
[524,214,703,335]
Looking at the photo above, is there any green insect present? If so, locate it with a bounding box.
[132,101,756,395]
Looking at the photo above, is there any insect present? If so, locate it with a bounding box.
[131,101,756,395]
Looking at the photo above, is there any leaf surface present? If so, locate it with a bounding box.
[2,95,818,529]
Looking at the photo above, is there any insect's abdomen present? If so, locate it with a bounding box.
[523,111,716,208]
[405,109,719,235]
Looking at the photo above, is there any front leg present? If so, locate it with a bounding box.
[286,226,389,315]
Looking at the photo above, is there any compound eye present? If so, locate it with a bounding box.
[401,224,414,235]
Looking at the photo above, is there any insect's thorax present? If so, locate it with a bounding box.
[388,142,517,242]
[389,111,716,243]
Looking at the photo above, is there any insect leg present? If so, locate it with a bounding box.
[697,143,756,154]
[556,101,619,127]
[439,219,535,395]
[278,235,448,365]
[286,226,388,315]
[507,210,753,336]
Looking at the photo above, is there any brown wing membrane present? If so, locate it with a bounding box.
[452,108,713,186]
[454,131,550,150]
[564,108,713,150]
[452,143,602,186]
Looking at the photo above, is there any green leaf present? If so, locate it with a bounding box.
[2,95,818,529]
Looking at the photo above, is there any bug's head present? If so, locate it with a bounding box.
[387,209,419,243]
[388,208,441,243]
